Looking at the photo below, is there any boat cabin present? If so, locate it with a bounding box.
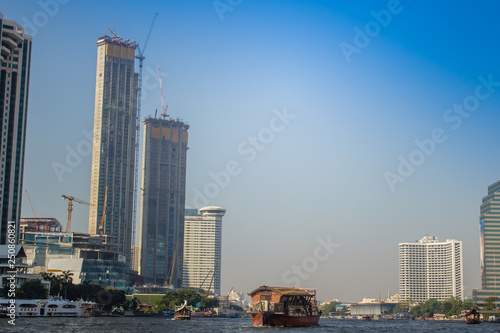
[248,286,317,315]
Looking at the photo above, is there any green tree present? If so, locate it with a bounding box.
[199,294,219,310]
[156,289,203,311]
[61,270,74,299]
[321,302,337,315]
[484,296,498,311]
[419,299,440,318]
[17,279,48,299]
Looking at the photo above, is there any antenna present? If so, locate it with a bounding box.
[158,67,169,118]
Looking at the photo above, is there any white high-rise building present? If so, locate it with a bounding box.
[183,206,225,295]
[399,235,463,302]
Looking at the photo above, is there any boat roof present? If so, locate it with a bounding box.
[248,286,314,297]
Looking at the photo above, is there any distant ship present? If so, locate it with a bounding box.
[248,286,321,327]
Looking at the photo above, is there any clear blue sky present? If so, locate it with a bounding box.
[3,0,500,301]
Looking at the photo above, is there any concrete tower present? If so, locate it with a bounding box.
[183,206,226,295]
[139,117,189,287]
[399,235,463,302]
[88,35,138,260]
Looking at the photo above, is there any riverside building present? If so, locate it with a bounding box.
[473,180,500,307]
[183,206,226,295]
[88,35,138,261]
[399,235,463,302]
[138,117,189,287]
[0,13,32,244]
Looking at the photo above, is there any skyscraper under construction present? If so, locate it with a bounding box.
[139,117,189,287]
[88,35,138,261]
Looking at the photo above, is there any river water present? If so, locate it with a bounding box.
[2,317,498,332]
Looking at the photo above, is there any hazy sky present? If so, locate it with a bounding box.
[4,0,500,302]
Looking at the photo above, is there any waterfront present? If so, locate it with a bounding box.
[2,317,499,332]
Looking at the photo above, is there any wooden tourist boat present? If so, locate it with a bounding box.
[248,286,321,327]
[174,300,193,320]
[464,307,480,324]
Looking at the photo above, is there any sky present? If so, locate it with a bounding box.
[3,0,500,302]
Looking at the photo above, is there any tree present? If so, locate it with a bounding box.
[484,297,497,311]
[17,279,48,299]
[321,302,337,315]
[156,289,203,311]
[199,295,219,310]
[61,270,74,299]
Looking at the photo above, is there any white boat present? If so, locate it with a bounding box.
[0,299,89,317]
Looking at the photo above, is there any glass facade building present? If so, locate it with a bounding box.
[0,13,32,244]
[473,180,500,306]
[139,117,188,287]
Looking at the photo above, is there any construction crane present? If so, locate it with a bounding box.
[132,13,158,247]
[105,25,119,39]
[158,67,169,118]
[61,195,91,233]
[98,186,108,236]
[25,190,37,218]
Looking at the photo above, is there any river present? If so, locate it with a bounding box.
[2,317,497,332]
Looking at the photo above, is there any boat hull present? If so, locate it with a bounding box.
[251,312,320,327]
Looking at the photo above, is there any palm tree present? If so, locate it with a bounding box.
[61,270,73,299]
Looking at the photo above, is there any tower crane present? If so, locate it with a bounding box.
[61,195,91,233]
[132,13,158,247]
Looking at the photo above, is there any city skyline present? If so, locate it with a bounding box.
[3,1,500,301]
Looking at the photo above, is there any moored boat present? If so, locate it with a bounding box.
[0,299,88,317]
[464,307,480,324]
[248,286,321,327]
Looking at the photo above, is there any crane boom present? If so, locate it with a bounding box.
[132,13,158,247]
[62,194,91,232]
[25,190,36,218]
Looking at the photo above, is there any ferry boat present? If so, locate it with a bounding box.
[0,299,89,317]
[174,300,193,320]
[248,286,321,327]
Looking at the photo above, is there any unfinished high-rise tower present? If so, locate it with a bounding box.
[88,35,138,261]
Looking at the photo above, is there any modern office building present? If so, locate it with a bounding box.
[139,117,189,287]
[399,235,463,302]
[88,35,138,261]
[0,13,32,244]
[473,180,500,307]
[20,227,130,288]
[183,206,226,295]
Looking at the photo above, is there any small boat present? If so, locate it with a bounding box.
[174,300,193,320]
[362,315,373,321]
[464,307,480,324]
[248,286,321,327]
